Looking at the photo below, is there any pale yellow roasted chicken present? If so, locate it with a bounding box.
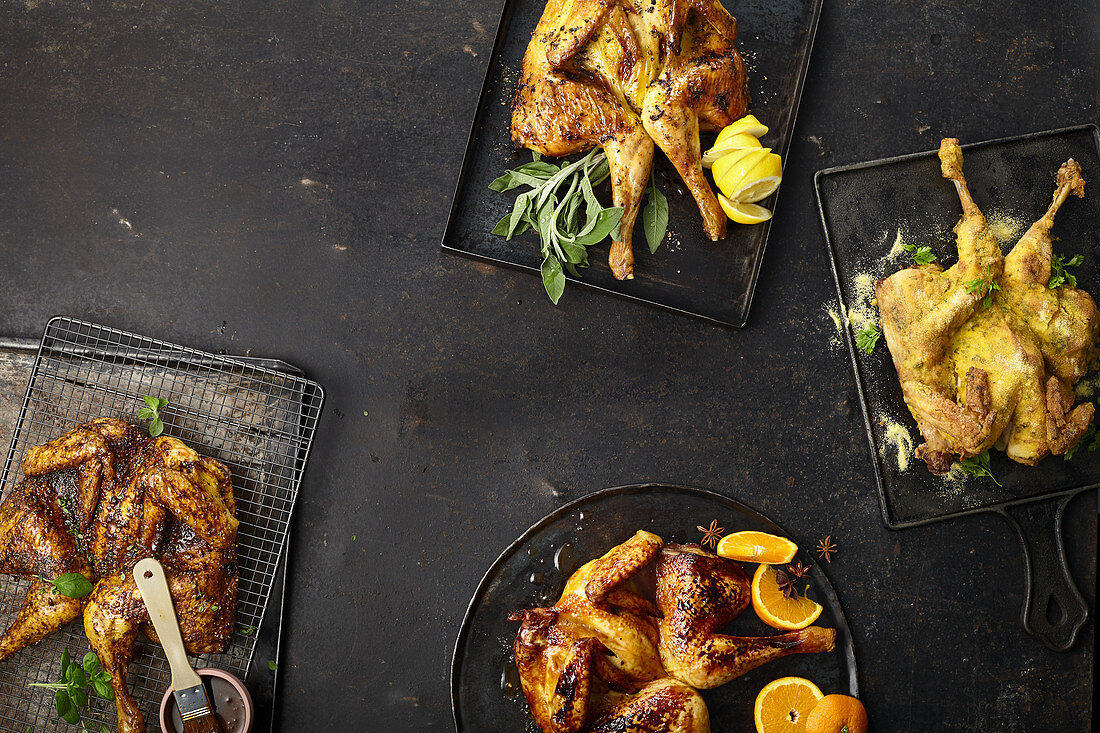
[0,418,238,733]
[510,532,836,732]
[512,0,749,279]
[876,139,1098,472]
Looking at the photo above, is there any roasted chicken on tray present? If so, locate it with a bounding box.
[0,418,238,733]
[512,0,750,279]
[877,139,1099,472]
[509,531,835,732]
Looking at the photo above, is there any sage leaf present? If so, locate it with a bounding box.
[574,207,624,246]
[643,179,669,254]
[541,256,566,305]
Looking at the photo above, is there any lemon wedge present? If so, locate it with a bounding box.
[718,195,772,224]
[715,114,769,143]
[726,174,781,204]
[702,133,762,168]
[712,147,771,195]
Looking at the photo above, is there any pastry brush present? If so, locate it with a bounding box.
[134,558,224,733]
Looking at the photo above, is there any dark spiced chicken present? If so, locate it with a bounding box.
[510,531,835,732]
[0,418,238,733]
[512,0,750,279]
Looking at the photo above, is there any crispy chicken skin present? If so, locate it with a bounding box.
[511,0,749,279]
[655,544,835,689]
[876,139,1098,472]
[0,418,238,733]
[510,533,835,732]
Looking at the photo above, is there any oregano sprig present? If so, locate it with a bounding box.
[137,396,168,437]
[27,649,113,727]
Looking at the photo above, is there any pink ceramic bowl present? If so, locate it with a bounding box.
[159,667,254,733]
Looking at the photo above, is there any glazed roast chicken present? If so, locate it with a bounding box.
[512,0,750,279]
[510,531,836,732]
[876,139,1099,472]
[0,418,238,733]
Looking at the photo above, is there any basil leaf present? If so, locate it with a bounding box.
[574,207,624,245]
[142,396,160,409]
[137,407,154,420]
[541,256,566,305]
[52,573,93,599]
[92,678,114,700]
[643,182,669,254]
[82,652,100,675]
[149,418,164,438]
[157,397,169,409]
[56,689,80,724]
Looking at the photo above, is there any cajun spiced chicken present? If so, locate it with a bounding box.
[512,0,750,279]
[0,418,238,733]
[510,531,835,732]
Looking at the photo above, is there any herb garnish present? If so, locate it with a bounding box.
[642,168,669,254]
[27,650,113,726]
[696,519,724,549]
[964,272,1001,308]
[490,149,623,304]
[1048,253,1083,289]
[1064,418,1099,460]
[958,450,1001,487]
[137,396,169,437]
[38,573,94,600]
[903,243,937,266]
[238,625,257,636]
[268,660,278,671]
[856,323,882,354]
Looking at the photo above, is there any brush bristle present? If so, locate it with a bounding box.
[181,712,223,733]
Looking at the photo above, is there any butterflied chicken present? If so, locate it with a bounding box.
[876,139,1098,472]
[0,418,238,733]
[510,532,836,732]
[512,0,749,279]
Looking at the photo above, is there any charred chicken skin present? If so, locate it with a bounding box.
[511,0,749,279]
[510,532,835,732]
[0,418,238,733]
[876,139,1098,472]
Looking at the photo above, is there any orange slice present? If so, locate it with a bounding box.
[805,694,869,733]
[754,676,824,733]
[751,564,823,630]
[716,531,798,563]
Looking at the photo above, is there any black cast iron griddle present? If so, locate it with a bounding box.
[451,484,858,731]
[441,0,822,327]
[815,125,1100,652]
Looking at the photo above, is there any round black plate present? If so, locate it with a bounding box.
[451,484,858,732]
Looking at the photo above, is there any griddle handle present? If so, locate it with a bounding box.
[1001,497,1088,652]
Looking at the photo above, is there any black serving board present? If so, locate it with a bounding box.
[442,0,822,327]
[816,125,1100,650]
[451,484,857,731]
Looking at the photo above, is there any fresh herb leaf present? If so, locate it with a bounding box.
[1048,253,1083,289]
[903,243,937,266]
[239,624,257,636]
[40,573,93,599]
[29,650,112,727]
[642,170,669,254]
[268,660,278,671]
[1064,417,1099,460]
[856,323,882,354]
[139,395,168,437]
[490,148,629,304]
[959,451,1001,487]
[964,272,1000,308]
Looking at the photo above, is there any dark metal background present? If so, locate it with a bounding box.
[441,0,822,327]
[0,0,1095,729]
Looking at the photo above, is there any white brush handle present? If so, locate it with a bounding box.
[134,558,202,691]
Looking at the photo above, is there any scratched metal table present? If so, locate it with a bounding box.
[0,0,1094,730]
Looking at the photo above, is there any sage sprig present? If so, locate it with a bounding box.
[490,149,623,304]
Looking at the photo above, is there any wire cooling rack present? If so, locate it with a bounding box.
[0,317,324,731]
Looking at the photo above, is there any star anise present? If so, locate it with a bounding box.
[774,569,799,600]
[816,535,837,563]
[697,519,724,549]
[787,560,812,579]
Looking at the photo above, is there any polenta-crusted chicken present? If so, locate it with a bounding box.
[511,0,749,279]
[0,418,238,733]
[876,139,1098,472]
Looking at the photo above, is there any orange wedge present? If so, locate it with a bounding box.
[751,564,823,630]
[754,676,824,733]
[716,531,798,563]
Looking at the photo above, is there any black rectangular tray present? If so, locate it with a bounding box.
[442,0,822,327]
[815,125,1100,529]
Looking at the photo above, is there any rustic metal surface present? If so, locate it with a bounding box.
[0,0,1095,730]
